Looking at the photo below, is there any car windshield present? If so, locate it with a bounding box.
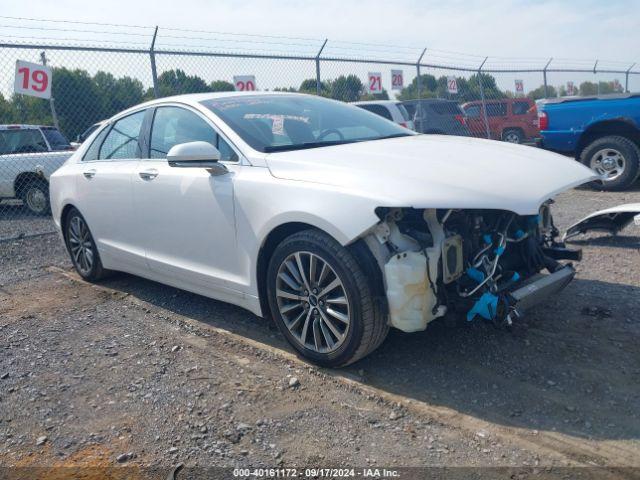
[41,127,71,150]
[200,95,412,153]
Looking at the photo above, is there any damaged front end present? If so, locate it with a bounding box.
[362,205,581,332]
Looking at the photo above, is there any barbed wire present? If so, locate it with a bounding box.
[0,15,638,70]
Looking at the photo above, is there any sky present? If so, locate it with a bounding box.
[1,0,639,95]
[2,0,639,64]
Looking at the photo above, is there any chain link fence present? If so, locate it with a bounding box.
[1,23,639,239]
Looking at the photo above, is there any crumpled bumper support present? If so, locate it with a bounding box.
[507,264,576,312]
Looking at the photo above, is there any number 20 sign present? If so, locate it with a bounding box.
[233,75,256,92]
[14,60,52,99]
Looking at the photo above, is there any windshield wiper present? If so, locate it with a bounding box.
[263,133,413,153]
[263,139,358,153]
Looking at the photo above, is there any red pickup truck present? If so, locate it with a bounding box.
[461,98,539,144]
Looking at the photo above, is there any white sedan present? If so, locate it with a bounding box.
[50,92,597,367]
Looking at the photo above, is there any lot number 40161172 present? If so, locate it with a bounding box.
[14,60,52,99]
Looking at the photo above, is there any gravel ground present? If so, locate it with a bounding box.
[0,187,639,478]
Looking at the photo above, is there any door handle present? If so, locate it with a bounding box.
[83,169,96,179]
[138,169,158,180]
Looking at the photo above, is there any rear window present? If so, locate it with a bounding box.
[0,129,48,155]
[396,103,411,121]
[41,127,71,150]
[429,102,462,115]
[486,103,507,117]
[403,103,416,118]
[356,104,393,121]
[512,101,531,115]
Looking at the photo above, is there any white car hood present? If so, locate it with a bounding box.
[265,135,597,215]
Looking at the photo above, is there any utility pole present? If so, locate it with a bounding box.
[625,63,635,93]
[543,58,552,98]
[315,39,328,96]
[478,57,490,139]
[40,51,60,131]
[415,48,427,132]
[150,26,159,98]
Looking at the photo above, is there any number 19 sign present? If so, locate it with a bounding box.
[233,75,256,91]
[14,60,52,99]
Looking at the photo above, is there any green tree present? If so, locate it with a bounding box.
[329,75,363,102]
[210,80,235,92]
[298,78,330,96]
[528,84,558,100]
[359,89,390,101]
[51,67,104,139]
[156,69,210,97]
[94,72,144,120]
[397,74,438,100]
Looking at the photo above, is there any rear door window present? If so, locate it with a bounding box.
[99,111,146,160]
[356,104,393,121]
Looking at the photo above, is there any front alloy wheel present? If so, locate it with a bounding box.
[275,251,351,353]
[266,229,388,367]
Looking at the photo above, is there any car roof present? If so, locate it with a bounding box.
[539,92,639,105]
[352,100,399,106]
[401,98,458,105]
[0,124,51,130]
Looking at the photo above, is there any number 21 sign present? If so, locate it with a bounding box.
[14,60,52,99]
[368,72,382,94]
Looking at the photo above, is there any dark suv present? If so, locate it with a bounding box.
[402,99,470,136]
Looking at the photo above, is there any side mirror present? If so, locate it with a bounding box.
[167,141,227,176]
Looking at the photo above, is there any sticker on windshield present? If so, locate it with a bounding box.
[272,115,284,135]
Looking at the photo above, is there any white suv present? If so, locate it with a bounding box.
[353,101,415,131]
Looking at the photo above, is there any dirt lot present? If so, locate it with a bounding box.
[1,187,639,479]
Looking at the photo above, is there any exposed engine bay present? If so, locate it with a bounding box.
[363,205,582,332]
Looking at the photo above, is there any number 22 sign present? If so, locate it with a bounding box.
[233,75,256,92]
[368,72,382,94]
[14,60,52,99]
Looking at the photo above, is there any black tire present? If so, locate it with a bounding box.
[19,179,50,216]
[266,229,388,367]
[502,128,523,144]
[63,207,109,282]
[580,135,640,191]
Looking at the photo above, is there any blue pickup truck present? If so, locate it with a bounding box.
[538,93,640,191]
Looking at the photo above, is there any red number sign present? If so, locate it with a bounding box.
[391,70,403,90]
[233,75,257,92]
[368,72,382,93]
[447,76,458,94]
[515,79,524,94]
[14,60,52,99]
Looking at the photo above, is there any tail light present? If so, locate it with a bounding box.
[399,121,409,129]
[538,111,548,130]
[454,114,466,125]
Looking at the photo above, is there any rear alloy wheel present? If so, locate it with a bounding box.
[21,180,50,215]
[266,230,387,367]
[502,128,523,144]
[64,208,108,281]
[580,135,640,191]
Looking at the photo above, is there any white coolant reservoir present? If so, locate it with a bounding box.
[384,250,438,332]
